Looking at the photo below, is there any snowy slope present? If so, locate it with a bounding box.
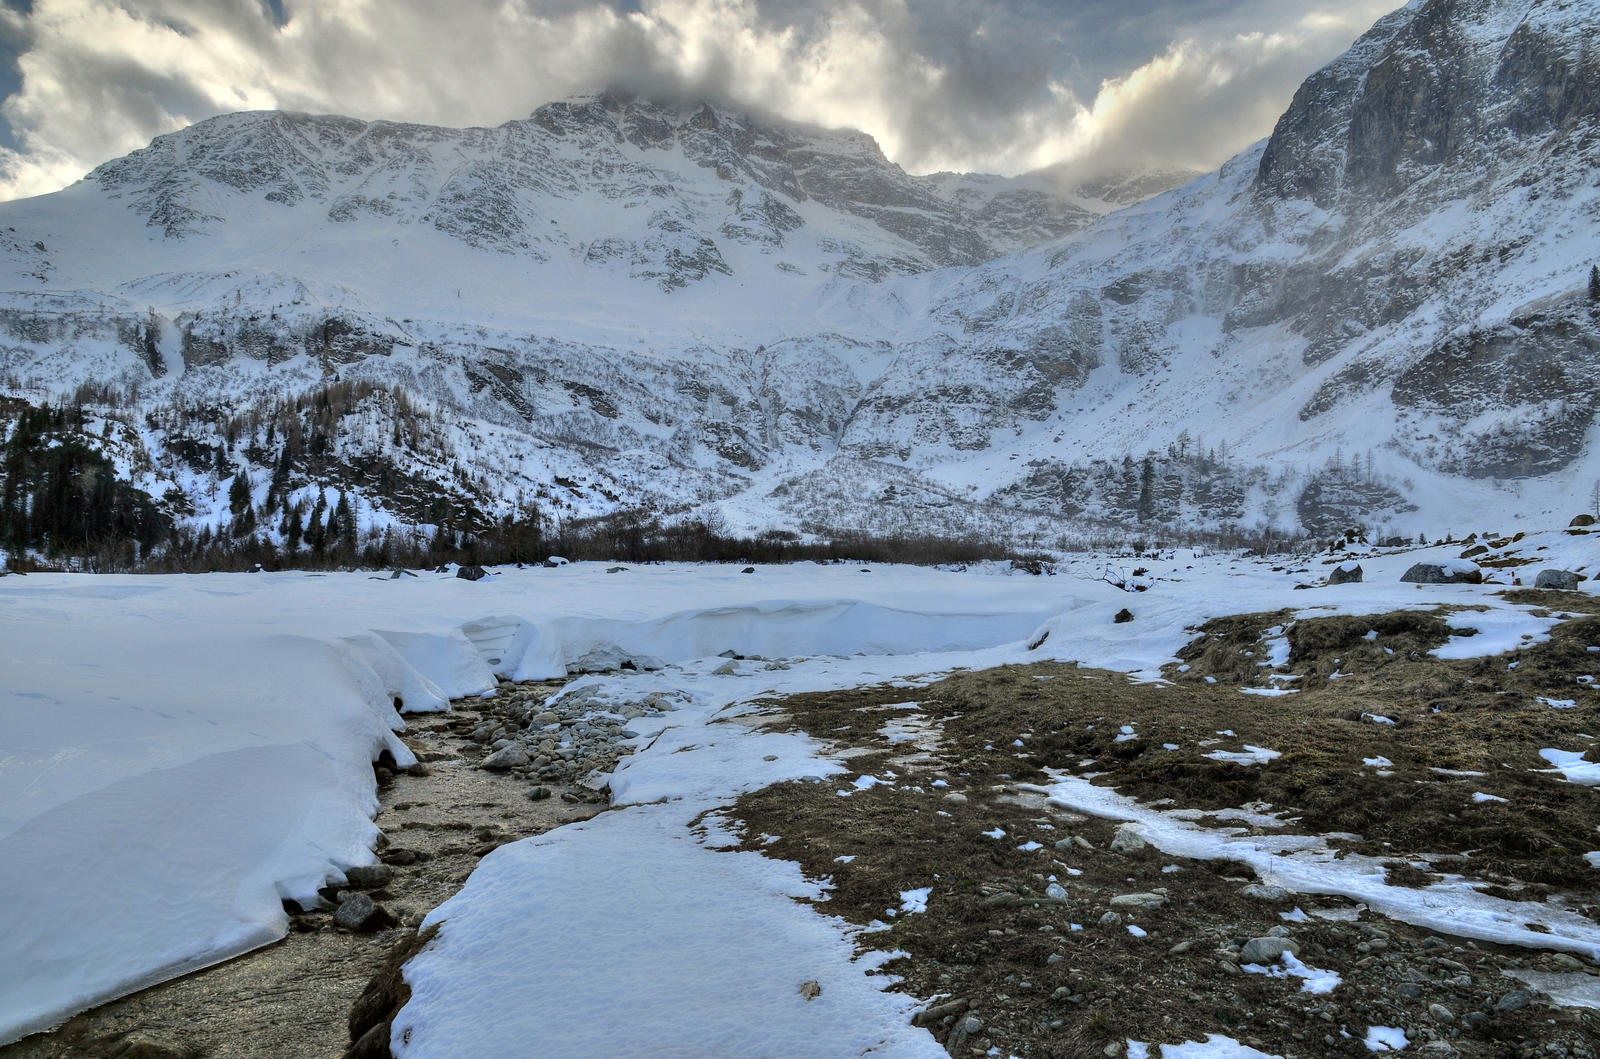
[0,0,1597,547]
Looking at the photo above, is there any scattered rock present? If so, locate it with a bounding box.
[334,892,393,932]
[605,565,628,574]
[1328,562,1363,585]
[1240,883,1292,902]
[946,1014,983,1052]
[942,792,968,805]
[1535,568,1581,590]
[1400,561,1482,585]
[1109,892,1166,911]
[911,997,969,1028]
[1429,1003,1455,1023]
[799,980,821,1001]
[527,785,552,801]
[343,864,394,890]
[1239,937,1300,964]
[454,565,488,582]
[741,566,756,574]
[1098,911,1123,928]
[1495,989,1535,1012]
[1109,826,1148,855]
[480,744,530,770]
[1114,608,1134,624]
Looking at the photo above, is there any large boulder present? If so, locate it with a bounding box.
[455,564,488,581]
[1328,562,1363,585]
[1535,569,1581,590]
[1400,560,1482,585]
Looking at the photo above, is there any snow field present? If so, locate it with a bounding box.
[1,534,1595,1048]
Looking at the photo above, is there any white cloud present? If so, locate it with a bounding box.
[0,0,1405,201]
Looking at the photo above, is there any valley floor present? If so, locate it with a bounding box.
[1,533,1597,1057]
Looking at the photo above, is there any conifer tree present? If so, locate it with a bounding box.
[1589,264,1600,303]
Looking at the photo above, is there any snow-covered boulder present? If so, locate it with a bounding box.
[1400,560,1482,585]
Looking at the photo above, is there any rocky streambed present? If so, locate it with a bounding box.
[0,676,668,1059]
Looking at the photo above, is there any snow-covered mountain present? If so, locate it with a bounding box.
[0,0,1597,555]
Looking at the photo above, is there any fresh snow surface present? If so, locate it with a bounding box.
[1364,1025,1409,1052]
[1,535,1595,1047]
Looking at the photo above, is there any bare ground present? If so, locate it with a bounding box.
[731,592,1600,1058]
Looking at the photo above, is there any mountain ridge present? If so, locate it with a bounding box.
[0,0,1597,564]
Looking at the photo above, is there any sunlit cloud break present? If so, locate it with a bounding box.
[0,0,1403,201]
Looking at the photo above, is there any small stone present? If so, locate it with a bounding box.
[1240,883,1292,902]
[1495,990,1534,1013]
[480,744,530,770]
[799,980,821,1000]
[532,711,559,727]
[1397,982,1423,999]
[1169,940,1194,954]
[1046,883,1068,901]
[1098,911,1122,929]
[379,848,421,866]
[1114,609,1134,624]
[1217,961,1241,976]
[334,892,392,932]
[1429,1003,1455,1024]
[1239,937,1300,964]
[1109,827,1148,855]
[942,792,968,805]
[1267,925,1292,939]
[1109,892,1166,911]
[344,864,393,889]
[713,661,739,676]
[527,786,551,801]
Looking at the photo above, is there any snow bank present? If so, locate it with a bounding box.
[0,628,414,1043]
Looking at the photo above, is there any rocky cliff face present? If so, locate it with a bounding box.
[0,0,1596,548]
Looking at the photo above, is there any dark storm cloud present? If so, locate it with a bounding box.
[0,0,1404,200]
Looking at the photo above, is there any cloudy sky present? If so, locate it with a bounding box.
[0,0,1404,201]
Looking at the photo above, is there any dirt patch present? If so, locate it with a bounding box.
[730,610,1600,1058]
[1,683,602,1059]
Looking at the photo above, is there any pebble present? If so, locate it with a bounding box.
[1240,883,1292,902]
[1397,982,1423,999]
[1098,911,1122,929]
[1429,1003,1455,1024]
[1046,883,1068,901]
[526,786,551,801]
[942,793,968,805]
